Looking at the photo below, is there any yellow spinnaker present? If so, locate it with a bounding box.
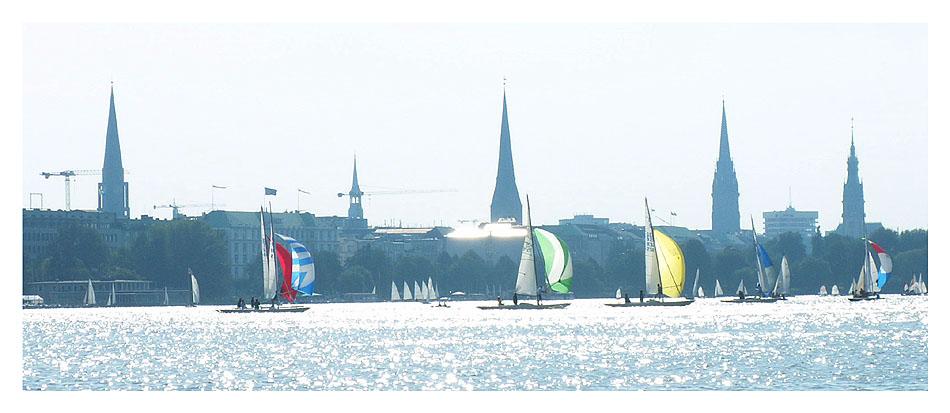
[654,229,686,297]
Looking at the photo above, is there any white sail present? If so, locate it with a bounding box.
[698,286,705,298]
[420,281,428,301]
[777,256,791,296]
[691,268,700,298]
[267,206,278,300]
[163,287,170,305]
[107,283,115,306]
[921,279,927,294]
[427,278,437,300]
[372,285,376,295]
[515,198,538,296]
[414,281,423,301]
[751,218,770,295]
[831,285,840,296]
[616,288,622,299]
[84,280,96,306]
[644,198,661,295]
[714,279,724,297]
[736,279,745,296]
[819,285,828,296]
[403,281,412,300]
[191,273,200,305]
[849,279,856,295]
[391,281,400,301]
[434,281,440,299]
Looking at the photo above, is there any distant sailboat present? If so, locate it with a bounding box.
[850,237,890,301]
[615,288,622,300]
[371,285,376,295]
[427,278,437,301]
[391,281,401,301]
[190,269,200,305]
[106,283,116,306]
[736,279,746,296]
[414,281,423,302]
[691,268,701,298]
[163,287,170,306]
[831,285,840,296]
[771,256,791,298]
[714,279,724,297]
[819,285,828,296]
[84,280,96,306]
[697,286,705,298]
[403,281,413,301]
[849,278,856,295]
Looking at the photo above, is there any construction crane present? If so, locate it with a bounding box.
[336,189,457,198]
[39,169,102,210]
[153,201,215,220]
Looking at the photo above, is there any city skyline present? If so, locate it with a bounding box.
[21,23,928,232]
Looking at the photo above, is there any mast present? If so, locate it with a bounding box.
[526,195,545,299]
[751,215,767,297]
[645,197,664,299]
[268,202,278,300]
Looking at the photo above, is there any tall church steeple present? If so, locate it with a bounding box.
[98,84,130,219]
[348,156,364,220]
[838,119,866,238]
[490,84,523,224]
[711,100,740,233]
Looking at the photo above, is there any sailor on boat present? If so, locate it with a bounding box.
[512,293,518,306]
[639,290,644,303]
[497,297,503,306]
[738,290,745,300]
[624,293,631,304]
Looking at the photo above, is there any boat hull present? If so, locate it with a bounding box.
[848,295,883,302]
[477,303,570,310]
[605,299,693,307]
[217,306,310,313]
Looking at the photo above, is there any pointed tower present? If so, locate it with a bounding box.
[98,84,130,219]
[347,156,364,220]
[490,87,523,224]
[711,101,740,233]
[837,120,866,238]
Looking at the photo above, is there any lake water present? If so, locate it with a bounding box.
[22,295,928,391]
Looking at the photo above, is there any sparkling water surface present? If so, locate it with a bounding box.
[22,295,927,390]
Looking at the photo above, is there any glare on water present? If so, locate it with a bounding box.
[22,295,927,390]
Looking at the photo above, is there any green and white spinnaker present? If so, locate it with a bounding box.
[534,228,573,293]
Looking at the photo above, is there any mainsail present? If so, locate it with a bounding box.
[190,271,200,305]
[773,256,791,296]
[534,228,573,293]
[277,234,316,296]
[736,279,745,296]
[107,283,116,306]
[414,281,423,301]
[84,279,96,306]
[714,279,724,297]
[697,286,705,297]
[163,287,170,306]
[260,207,277,299]
[751,217,778,296]
[831,285,840,296]
[267,206,278,299]
[616,288,622,299]
[819,285,828,296]
[514,197,539,296]
[644,198,661,295]
[427,278,437,300]
[403,281,412,300]
[391,281,400,301]
[421,281,429,301]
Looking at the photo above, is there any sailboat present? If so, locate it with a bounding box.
[771,256,791,299]
[736,279,746,296]
[831,285,840,296]
[607,198,692,307]
[849,278,856,295]
[714,279,724,297]
[849,237,890,301]
[697,286,705,298]
[690,268,701,299]
[819,285,828,296]
[479,195,571,309]
[615,288,622,300]
[190,269,200,305]
[920,275,927,295]
[218,203,309,313]
[726,217,780,303]
[83,279,96,306]
[163,287,170,306]
[391,281,401,301]
[106,283,116,306]
[414,281,424,302]
[403,281,413,301]
[427,278,437,301]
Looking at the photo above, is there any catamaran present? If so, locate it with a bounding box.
[849,237,891,302]
[607,198,692,307]
[479,195,572,309]
[219,204,310,313]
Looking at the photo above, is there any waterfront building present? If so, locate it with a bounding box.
[711,101,740,233]
[490,88,523,225]
[98,85,130,219]
[24,280,176,306]
[763,206,819,238]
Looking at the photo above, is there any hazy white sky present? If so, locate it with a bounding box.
[21,23,927,232]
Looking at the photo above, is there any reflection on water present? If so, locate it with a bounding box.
[22,295,927,390]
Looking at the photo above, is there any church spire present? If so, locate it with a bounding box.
[711,100,740,233]
[98,83,130,219]
[838,119,866,238]
[490,82,523,224]
[347,155,364,220]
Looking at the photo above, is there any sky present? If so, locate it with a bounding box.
[20,23,928,232]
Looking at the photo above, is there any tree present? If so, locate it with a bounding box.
[869,227,900,254]
[899,229,927,252]
[312,251,343,294]
[44,223,110,281]
[713,247,746,288]
[764,232,806,264]
[340,265,373,293]
[605,246,643,293]
[345,247,391,290]
[572,257,605,297]
[448,250,489,293]
[682,239,710,292]
[130,220,229,301]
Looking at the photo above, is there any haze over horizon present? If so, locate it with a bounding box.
[21,23,928,233]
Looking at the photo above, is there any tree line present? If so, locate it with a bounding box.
[26,220,927,302]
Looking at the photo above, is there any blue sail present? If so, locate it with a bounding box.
[277,234,316,295]
[757,245,778,297]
